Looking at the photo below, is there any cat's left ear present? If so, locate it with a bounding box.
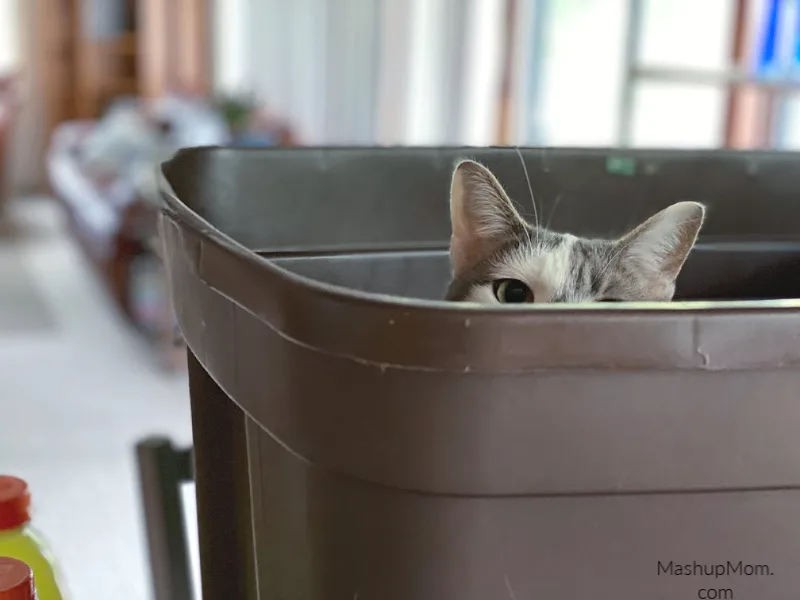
[618,201,705,284]
[449,159,527,275]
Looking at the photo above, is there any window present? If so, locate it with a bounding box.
[631,0,734,147]
[524,0,739,148]
[0,0,20,73]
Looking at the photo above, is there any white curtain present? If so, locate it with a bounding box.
[216,0,510,145]
[212,0,249,94]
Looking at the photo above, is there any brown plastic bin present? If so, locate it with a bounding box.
[159,146,800,600]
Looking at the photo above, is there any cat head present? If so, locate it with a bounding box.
[445,159,705,304]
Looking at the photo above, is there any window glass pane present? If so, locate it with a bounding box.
[631,82,726,147]
[535,0,626,146]
[639,0,735,70]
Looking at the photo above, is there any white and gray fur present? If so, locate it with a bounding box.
[445,159,706,304]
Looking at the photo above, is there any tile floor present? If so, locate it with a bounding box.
[0,197,197,600]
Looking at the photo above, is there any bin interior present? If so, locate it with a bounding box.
[165,146,800,303]
[268,242,800,301]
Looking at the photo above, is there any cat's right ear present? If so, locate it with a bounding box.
[449,160,526,275]
[617,200,705,295]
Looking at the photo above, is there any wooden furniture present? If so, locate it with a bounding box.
[36,0,209,145]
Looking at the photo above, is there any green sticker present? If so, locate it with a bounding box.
[606,156,637,177]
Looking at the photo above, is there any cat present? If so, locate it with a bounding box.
[445,159,705,304]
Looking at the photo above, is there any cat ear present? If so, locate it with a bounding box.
[449,159,526,274]
[618,201,705,284]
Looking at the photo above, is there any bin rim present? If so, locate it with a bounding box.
[158,147,800,374]
[158,147,800,317]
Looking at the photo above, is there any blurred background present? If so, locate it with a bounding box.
[1,0,799,598]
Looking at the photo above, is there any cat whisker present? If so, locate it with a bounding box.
[514,146,540,248]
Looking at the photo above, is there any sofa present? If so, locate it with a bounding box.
[46,94,294,368]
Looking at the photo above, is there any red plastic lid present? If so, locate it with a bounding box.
[0,557,36,600]
[0,478,31,532]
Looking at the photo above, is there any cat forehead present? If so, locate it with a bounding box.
[498,233,575,278]
[495,229,610,272]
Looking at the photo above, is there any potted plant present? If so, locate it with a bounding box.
[214,92,259,138]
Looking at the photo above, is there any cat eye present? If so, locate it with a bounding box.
[493,279,533,303]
